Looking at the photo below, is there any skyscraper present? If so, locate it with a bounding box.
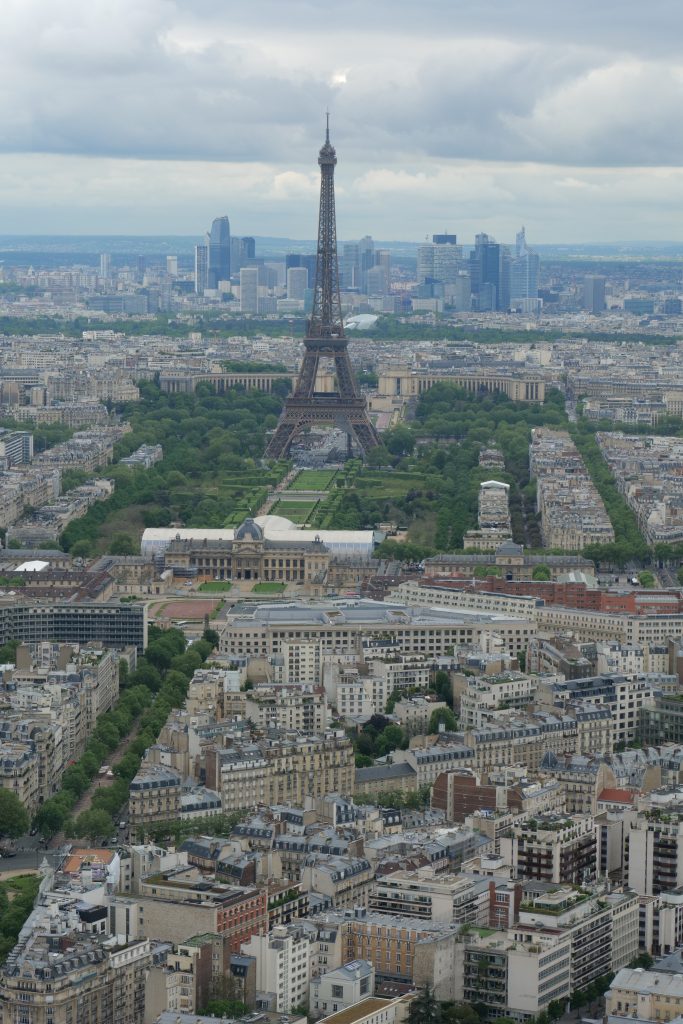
[194,245,208,294]
[583,275,606,314]
[470,233,509,311]
[418,235,462,286]
[207,216,231,290]
[510,227,540,310]
[287,267,308,300]
[99,253,111,280]
[239,267,259,313]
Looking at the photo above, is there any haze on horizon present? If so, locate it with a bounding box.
[1,0,682,244]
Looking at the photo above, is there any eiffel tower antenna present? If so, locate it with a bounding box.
[265,118,380,461]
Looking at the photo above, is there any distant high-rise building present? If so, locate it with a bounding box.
[99,253,111,279]
[510,226,540,308]
[240,267,259,313]
[370,249,391,295]
[583,275,606,314]
[341,242,360,290]
[231,236,257,277]
[341,236,375,291]
[417,244,435,284]
[454,272,472,311]
[194,245,208,295]
[286,253,317,286]
[470,233,509,310]
[418,234,462,286]
[166,255,178,278]
[136,255,146,283]
[287,267,308,300]
[207,215,231,289]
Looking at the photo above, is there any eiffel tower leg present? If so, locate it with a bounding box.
[296,349,320,399]
[333,350,358,399]
[265,416,303,459]
[349,416,381,454]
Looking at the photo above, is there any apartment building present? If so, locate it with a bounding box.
[501,814,597,884]
[431,769,564,825]
[459,673,538,729]
[392,696,449,736]
[311,961,374,1018]
[625,813,683,896]
[606,968,683,1022]
[517,886,639,991]
[129,765,182,825]
[301,857,374,910]
[460,707,612,772]
[391,744,473,787]
[463,929,572,1018]
[369,870,492,925]
[134,875,268,951]
[243,684,328,733]
[0,933,151,1024]
[314,909,462,1000]
[241,924,311,1012]
[205,731,355,813]
[144,940,212,1022]
[538,672,669,747]
[323,657,431,718]
[0,737,39,814]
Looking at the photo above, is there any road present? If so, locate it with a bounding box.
[0,836,66,875]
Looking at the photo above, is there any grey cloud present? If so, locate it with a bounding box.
[0,0,682,171]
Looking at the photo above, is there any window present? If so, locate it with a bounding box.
[332,985,344,999]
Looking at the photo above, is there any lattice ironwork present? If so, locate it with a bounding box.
[265,119,380,460]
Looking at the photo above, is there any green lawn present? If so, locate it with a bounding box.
[271,499,318,524]
[252,581,286,593]
[198,581,232,592]
[289,469,338,491]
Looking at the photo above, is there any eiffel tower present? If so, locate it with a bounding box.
[265,118,380,460]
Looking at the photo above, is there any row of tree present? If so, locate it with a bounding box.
[33,626,217,840]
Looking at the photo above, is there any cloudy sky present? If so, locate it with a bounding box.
[1,0,682,243]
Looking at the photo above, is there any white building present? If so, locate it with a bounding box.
[311,960,374,1018]
[242,924,311,1012]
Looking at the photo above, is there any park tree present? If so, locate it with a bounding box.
[203,628,220,648]
[110,533,136,555]
[408,985,441,1024]
[428,707,458,733]
[0,790,29,838]
[532,564,551,581]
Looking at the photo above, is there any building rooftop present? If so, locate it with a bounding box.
[318,998,399,1024]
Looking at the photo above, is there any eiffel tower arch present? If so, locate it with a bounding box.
[265,120,380,461]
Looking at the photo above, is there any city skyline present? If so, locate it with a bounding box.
[0,0,682,241]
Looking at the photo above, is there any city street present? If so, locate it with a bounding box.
[0,836,66,876]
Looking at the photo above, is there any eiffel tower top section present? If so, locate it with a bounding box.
[307,116,344,343]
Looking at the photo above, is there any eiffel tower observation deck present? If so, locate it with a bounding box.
[265,119,380,460]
